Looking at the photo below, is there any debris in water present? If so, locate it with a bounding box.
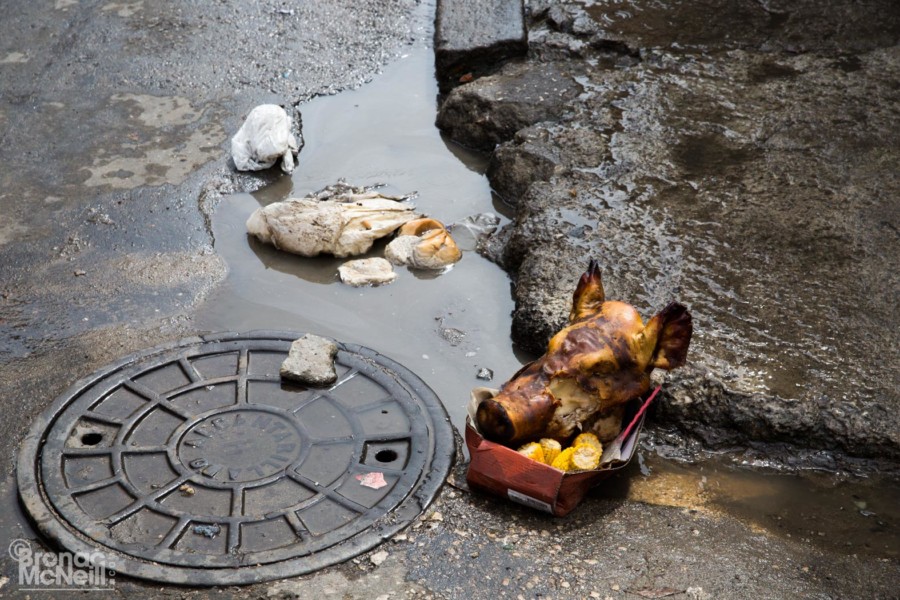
[447,212,500,251]
[280,334,338,386]
[439,320,466,346]
[338,257,397,287]
[355,472,388,490]
[231,104,300,174]
[476,367,493,381]
[246,182,419,257]
[385,218,462,270]
[193,524,220,538]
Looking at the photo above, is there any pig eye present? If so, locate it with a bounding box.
[590,360,616,375]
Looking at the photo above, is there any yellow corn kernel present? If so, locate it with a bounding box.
[539,438,562,465]
[573,432,603,455]
[571,444,601,470]
[550,447,577,471]
[517,442,545,464]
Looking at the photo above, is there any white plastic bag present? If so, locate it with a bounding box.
[231,104,299,174]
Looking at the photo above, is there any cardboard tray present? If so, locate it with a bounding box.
[465,387,660,516]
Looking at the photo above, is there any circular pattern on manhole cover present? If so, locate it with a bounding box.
[17,331,454,585]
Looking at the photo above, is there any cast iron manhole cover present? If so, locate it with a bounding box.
[18,331,454,585]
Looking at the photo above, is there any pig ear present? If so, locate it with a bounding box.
[569,259,605,322]
[644,302,692,370]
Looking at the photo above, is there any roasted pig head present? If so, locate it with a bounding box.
[476,260,692,446]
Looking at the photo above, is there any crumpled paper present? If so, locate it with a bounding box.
[355,472,388,489]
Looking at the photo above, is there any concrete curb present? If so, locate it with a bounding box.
[434,0,528,93]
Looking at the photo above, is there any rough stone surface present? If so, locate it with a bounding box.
[486,122,610,204]
[435,0,527,92]
[464,0,900,459]
[436,60,585,150]
[280,334,339,386]
[338,257,398,287]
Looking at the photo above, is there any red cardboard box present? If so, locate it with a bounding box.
[465,387,660,516]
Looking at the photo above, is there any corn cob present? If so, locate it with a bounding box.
[517,442,545,464]
[550,447,576,471]
[573,432,603,454]
[571,444,601,470]
[539,438,562,465]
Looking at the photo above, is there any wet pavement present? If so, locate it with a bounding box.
[0,0,898,598]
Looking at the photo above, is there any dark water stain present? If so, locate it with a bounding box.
[834,55,864,73]
[583,0,900,54]
[672,133,760,178]
[749,60,799,83]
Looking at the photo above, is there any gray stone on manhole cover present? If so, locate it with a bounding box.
[17,331,454,586]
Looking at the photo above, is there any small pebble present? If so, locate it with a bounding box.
[476,367,494,381]
[370,550,389,566]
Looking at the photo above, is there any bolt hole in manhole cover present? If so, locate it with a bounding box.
[17,331,454,585]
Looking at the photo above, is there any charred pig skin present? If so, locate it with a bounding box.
[476,260,692,446]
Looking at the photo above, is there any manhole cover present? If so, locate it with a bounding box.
[17,331,454,585]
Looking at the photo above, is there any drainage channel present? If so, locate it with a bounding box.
[17,332,454,585]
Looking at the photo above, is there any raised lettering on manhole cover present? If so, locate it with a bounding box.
[17,332,454,585]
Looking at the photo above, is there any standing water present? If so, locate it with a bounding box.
[195,39,529,436]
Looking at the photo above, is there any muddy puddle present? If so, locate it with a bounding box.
[602,454,899,560]
[191,7,898,564]
[195,40,529,437]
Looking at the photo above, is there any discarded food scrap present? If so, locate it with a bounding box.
[385,218,462,269]
[476,260,692,447]
[517,432,603,472]
[246,182,420,257]
[231,104,300,174]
